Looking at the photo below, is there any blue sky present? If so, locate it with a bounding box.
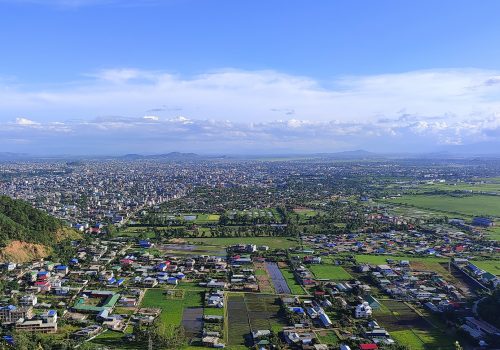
[1,0,500,154]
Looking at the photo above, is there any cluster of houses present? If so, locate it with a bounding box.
[361,260,467,308]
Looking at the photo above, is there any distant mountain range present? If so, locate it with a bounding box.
[2,145,500,161]
[119,152,202,160]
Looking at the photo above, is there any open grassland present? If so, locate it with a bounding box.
[486,226,500,241]
[422,182,500,193]
[189,237,299,249]
[473,259,500,276]
[140,289,203,334]
[90,329,139,349]
[309,265,352,280]
[279,267,307,295]
[386,194,500,217]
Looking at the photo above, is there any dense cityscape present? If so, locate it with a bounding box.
[0,156,498,350]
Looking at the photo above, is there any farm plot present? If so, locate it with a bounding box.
[181,307,204,338]
[309,265,352,280]
[191,237,299,249]
[386,194,500,218]
[140,289,203,335]
[375,300,453,350]
[227,293,287,346]
[473,259,500,276]
[486,226,500,241]
[279,266,306,295]
[227,294,251,346]
[254,262,275,293]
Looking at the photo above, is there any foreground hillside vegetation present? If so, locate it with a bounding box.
[0,195,79,261]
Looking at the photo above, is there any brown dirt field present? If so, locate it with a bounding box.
[0,240,51,262]
[254,262,275,293]
[278,262,288,268]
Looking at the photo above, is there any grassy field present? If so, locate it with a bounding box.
[375,300,454,350]
[90,329,139,349]
[386,194,500,217]
[355,254,449,265]
[486,226,500,241]
[189,237,299,249]
[316,330,339,345]
[140,289,203,333]
[391,329,454,350]
[228,208,281,221]
[280,268,307,295]
[309,265,352,280]
[423,182,500,193]
[473,260,500,276]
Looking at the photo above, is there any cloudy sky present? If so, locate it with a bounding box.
[1,0,500,155]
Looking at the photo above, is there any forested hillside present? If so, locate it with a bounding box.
[0,195,68,246]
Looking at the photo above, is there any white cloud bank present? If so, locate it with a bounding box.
[1,68,500,153]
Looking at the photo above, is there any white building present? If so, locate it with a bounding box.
[355,301,372,318]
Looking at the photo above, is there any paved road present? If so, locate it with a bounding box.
[265,262,291,294]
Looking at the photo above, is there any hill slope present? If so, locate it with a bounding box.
[0,195,77,248]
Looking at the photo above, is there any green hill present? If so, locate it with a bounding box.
[0,195,72,247]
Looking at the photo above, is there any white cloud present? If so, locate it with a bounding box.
[15,117,39,126]
[1,67,500,152]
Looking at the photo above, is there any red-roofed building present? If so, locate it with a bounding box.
[359,344,378,350]
[34,281,51,292]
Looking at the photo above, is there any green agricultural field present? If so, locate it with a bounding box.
[316,331,339,345]
[391,329,454,350]
[355,254,448,265]
[190,237,299,249]
[227,293,287,346]
[140,289,203,333]
[386,194,500,218]
[376,300,454,350]
[204,307,224,317]
[90,329,140,349]
[309,265,352,280]
[280,268,306,295]
[422,182,500,193]
[486,226,500,241]
[473,260,500,276]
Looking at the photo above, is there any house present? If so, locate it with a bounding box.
[142,277,158,287]
[20,294,38,307]
[15,319,57,333]
[139,240,153,248]
[0,305,33,324]
[202,336,224,348]
[318,312,332,327]
[472,217,494,227]
[118,297,137,307]
[34,281,52,292]
[41,310,58,323]
[167,277,178,285]
[355,302,372,318]
[252,329,271,339]
[55,265,69,275]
